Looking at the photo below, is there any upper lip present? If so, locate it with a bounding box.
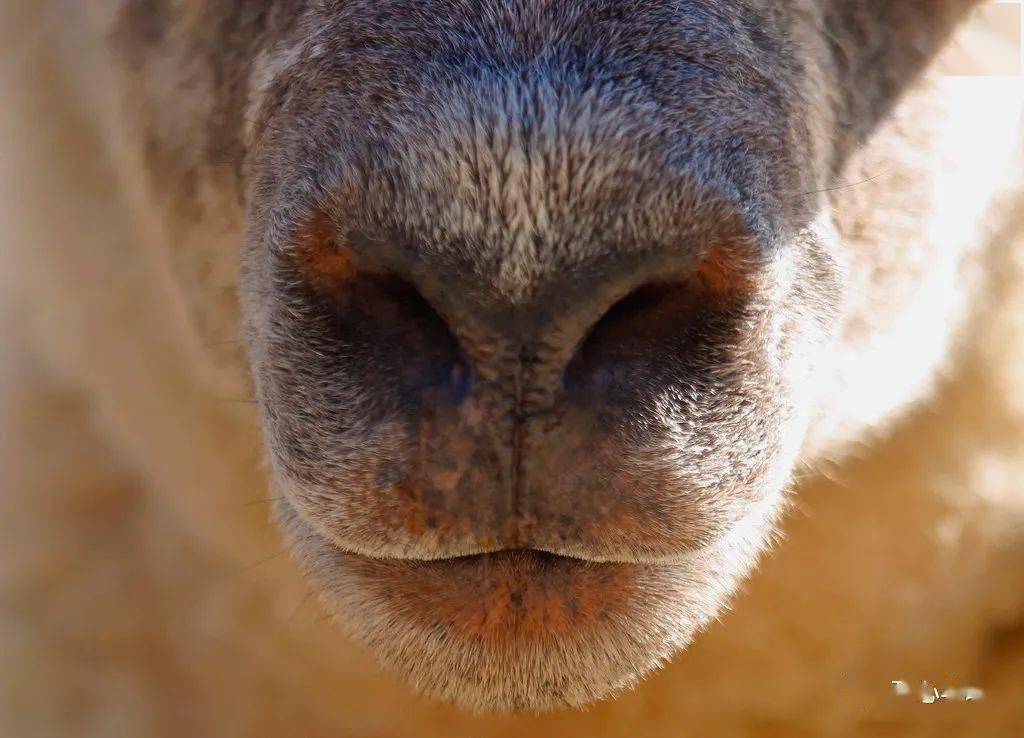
[276,489,723,567]
[276,491,650,566]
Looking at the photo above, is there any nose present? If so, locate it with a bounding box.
[287,213,754,557]
[295,217,729,414]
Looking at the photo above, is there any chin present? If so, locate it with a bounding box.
[277,495,779,712]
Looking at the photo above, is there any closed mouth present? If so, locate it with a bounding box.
[277,490,631,574]
[276,496,660,634]
[273,475,733,568]
[272,489,764,711]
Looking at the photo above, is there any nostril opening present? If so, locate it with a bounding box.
[448,354,474,403]
[563,242,754,397]
[353,274,467,394]
[563,279,704,399]
[293,225,468,401]
[326,272,468,398]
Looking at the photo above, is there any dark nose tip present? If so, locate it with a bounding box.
[285,216,755,558]
[295,220,746,407]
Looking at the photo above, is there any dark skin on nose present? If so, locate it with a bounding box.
[217,0,990,711]
[292,201,759,559]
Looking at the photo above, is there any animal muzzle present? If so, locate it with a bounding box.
[256,210,784,564]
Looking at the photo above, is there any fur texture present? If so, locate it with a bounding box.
[2,0,1024,728]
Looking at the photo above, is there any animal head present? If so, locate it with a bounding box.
[112,0,985,712]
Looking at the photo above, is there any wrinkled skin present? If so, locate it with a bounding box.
[15,0,1021,712]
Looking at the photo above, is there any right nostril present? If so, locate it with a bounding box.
[562,280,705,400]
[563,242,755,398]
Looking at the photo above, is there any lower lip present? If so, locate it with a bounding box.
[277,496,704,647]
[326,548,646,642]
[279,506,718,710]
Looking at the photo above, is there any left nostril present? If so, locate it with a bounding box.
[294,225,465,400]
[340,274,465,397]
[354,274,465,394]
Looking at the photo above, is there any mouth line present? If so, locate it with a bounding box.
[333,543,611,568]
[274,492,714,567]
[273,500,748,714]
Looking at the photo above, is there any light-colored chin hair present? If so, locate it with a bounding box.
[277,490,782,712]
